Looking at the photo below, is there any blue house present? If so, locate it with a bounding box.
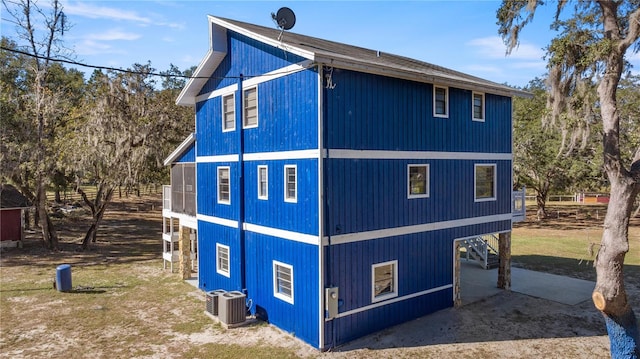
[163,15,527,350]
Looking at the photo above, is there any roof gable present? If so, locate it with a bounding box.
[177,15,529,106]
[1,184,31,209]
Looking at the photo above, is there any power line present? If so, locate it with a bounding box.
[0,45,314,80]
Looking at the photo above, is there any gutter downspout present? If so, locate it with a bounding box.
[238,74,246,292]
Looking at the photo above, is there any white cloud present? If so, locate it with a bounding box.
[85,29,141,42]
[63,1,151,24]
[467,36,545,61]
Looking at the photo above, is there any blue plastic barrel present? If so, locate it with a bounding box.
[56,264,72,292]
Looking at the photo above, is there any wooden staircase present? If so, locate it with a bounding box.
[461,234,499,269]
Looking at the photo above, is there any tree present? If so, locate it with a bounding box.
[498,1,640,356]
[1,0,71,249]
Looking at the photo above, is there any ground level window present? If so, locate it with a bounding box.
[372,260,398,302]
[216,243,230,277]
[218,167,230,204]
[475,164,496,201]
[408,164,429,199]
[273,261,294,304]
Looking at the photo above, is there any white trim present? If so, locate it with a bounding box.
[243,60,314,88]
[472,92,485,122]
[196,154,239,163]
[244,149,320,161]
[407,164,430,199]
[326,213,512,245]
[474,163,497,202]
[222,92,236,132]
[371,260,399,303]
[243,223,319,245]
[217,166,231,204]
[216,243,231,277]
[197,214,239,228]
[332,284,453,319]
[195,83,238,104]
[257,165,268,200]
[163,133,195,166]
[242,86,258,129]
[327,149,511,161]
[165,212,198,229]
[284,165,297,203]
[433,85,449,118]
[273,260,294,304]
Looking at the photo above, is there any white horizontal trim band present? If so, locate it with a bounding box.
[326,213,513,245]
[243,223,319,245]
[243,60,314,88]
[197,214,239,228]
[327,149,512,161]
[164,212,198,229]
[196,154,239,163]
[244,149,320,161]
[331,284,453,319]
[196,83,238,104]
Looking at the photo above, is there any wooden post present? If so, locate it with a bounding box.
[178,225,192,280]
[497,232,511,290]
[454,241,462,307]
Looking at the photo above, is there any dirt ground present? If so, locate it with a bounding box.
[1,196,638,358]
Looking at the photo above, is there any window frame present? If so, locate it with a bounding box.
[407,164,430,199]
[216,243,230,277]
[243,86,258,129]
[257,165,268,200]
[371,260,398,303]
[222,93,236,132]
[433,85,449,118]
[273,260,294,304]
[474,163,497,202]
[217,166,231,205]
[284,165,297,203]
[472,92,485,122]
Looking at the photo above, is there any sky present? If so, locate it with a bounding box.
[2,1,639,88]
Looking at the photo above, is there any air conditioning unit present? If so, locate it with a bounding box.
[218,291,246,325]
[205,289,227,316]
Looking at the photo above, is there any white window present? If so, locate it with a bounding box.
[243,87,258,128]
[257,165,268,200]
[433,85,448,118]
[475,164,496,202]
[273,260,294,304]
[217,166,230,204]
[216,243,230,277]
[408,164,429,199]
[222,93,235,131]
[284,165,297,203]
[472,92,485,122]
[372,260,398,302]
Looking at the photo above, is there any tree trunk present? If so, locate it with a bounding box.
[36,181,58,250]
[535,192,548,220]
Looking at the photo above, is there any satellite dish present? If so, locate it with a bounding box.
[272,7,296,31]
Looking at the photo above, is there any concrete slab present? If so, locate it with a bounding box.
[459,260,595,306]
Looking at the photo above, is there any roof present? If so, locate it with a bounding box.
[163,133,195,166]
[0,184,32,209]
[177,15,530,106]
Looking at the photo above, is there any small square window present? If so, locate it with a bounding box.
[472,92,485,122]
[408,164,429,199]
[258,165,268,200]
[273,260,294,304]
[475,164,496,201]
[243,87,258,128]
[218,167,230,204]
[222,93,236,131]
[216,243,230,277]
[284,165,297,203]
[433,86,448,118]
[372,260,398,302]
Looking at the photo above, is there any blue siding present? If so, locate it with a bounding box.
[195,98,239,157]
[244,159,319,235]
[197,221,243,292]
[245,232,320,347]
[200,31,307,95]
[325,159,512,236]
[176,143,195,163]
[324,69,512,153]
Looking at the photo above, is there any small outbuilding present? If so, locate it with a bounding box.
[0,184,32,248]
